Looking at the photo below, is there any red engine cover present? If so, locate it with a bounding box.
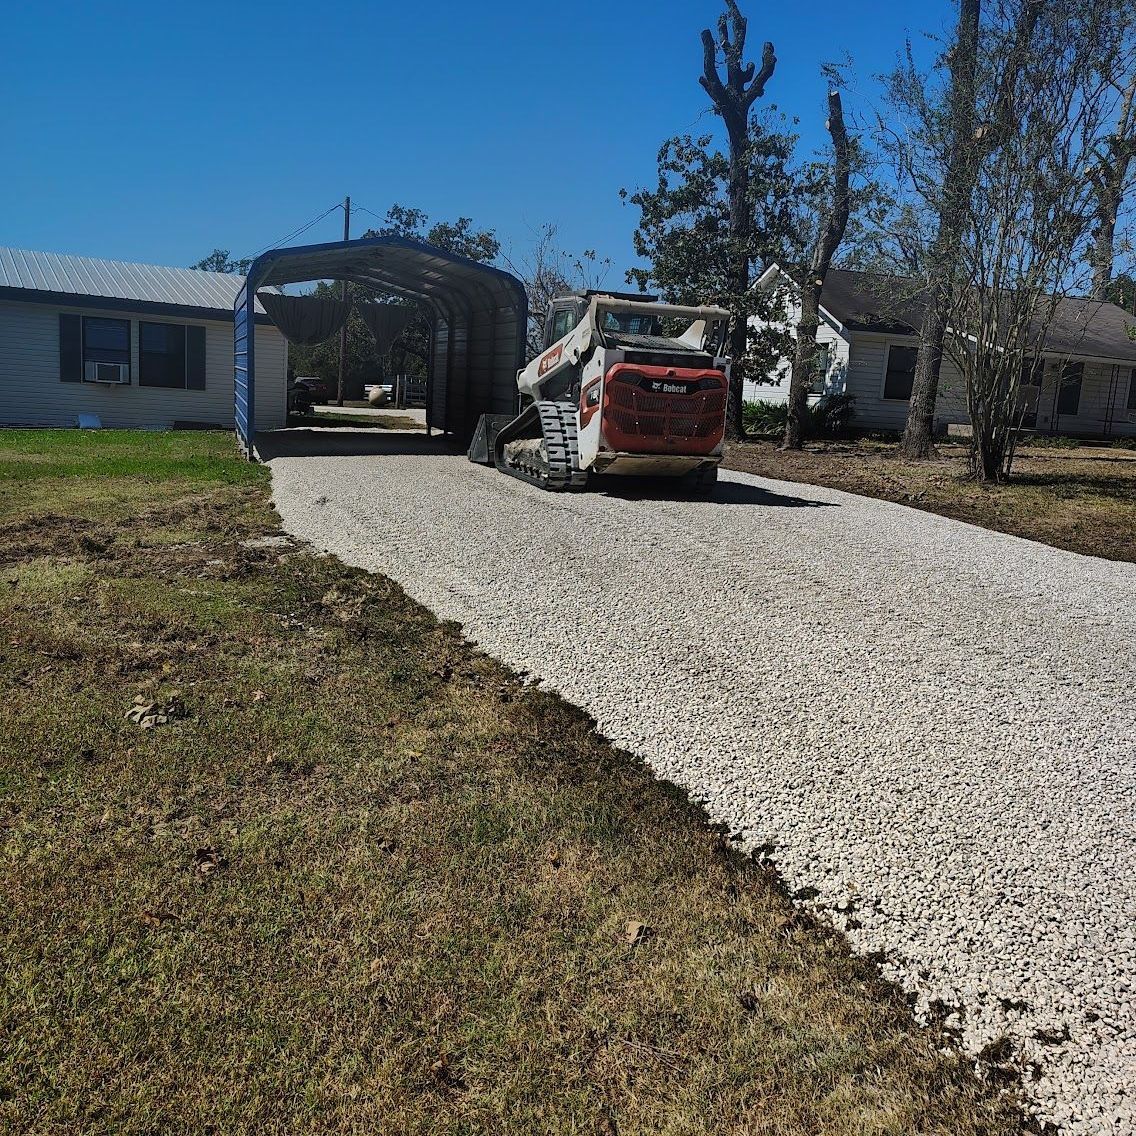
[599,363,727,455]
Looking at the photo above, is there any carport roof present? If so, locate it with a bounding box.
[235,235,528,451]
[245,235,527,317]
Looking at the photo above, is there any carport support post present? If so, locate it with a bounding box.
[336,196,351,406]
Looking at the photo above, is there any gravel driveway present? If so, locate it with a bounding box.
[267,434,1136,1135]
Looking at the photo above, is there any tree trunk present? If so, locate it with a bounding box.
[725,126,752,441]
[902,284,950,458]
[1089,75,1136,301]
[783,90,851,451]
[784,299,819,449]
[1090,203,1121,301]
[899,0,982,460]
[698,3,777,443]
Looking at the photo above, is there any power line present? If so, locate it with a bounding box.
[240,200,345,262]
[351,202,386,223]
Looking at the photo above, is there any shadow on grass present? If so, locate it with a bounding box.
[1009,471,1136,497]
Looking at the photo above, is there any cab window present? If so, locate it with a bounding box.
[550,308,575,342]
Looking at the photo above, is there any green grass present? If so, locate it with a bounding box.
[0,429,1032,1135]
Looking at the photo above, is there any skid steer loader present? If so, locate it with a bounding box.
[468,291,731,492]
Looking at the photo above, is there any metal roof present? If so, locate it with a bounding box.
[0,246,267,315]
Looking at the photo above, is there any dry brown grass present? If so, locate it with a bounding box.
[724,438,1136,562]
[0,429,1035,1135]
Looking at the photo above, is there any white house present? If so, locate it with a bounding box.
[0,247,288,430]
[749,264,1136,438]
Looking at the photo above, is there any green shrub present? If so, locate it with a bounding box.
[742,399,788,435]
[742,393,856,439]
[1025,434,1081,449]
[814,392,856,437]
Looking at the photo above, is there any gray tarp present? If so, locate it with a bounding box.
[258,291,352,346]
[356,301,417,355]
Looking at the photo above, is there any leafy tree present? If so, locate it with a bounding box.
[192,249,252,275]
[1106,271,1136,311]
[622,117,814,432]
[368,205,500,263]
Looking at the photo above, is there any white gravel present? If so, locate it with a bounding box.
[267,441,1136,1134]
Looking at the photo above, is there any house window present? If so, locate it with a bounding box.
[1056,361,1083,416]
[1127,368,1136,411]
[883,344,919,400]
[139,322,207,390]
[140,322,187,388]
[810,343,831,395]
[84,317,130,370]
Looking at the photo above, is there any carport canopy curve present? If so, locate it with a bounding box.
[234,235,528,454]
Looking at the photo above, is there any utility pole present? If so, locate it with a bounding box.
[336,195,351,406]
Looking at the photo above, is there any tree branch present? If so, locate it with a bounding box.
[747,42,777,105]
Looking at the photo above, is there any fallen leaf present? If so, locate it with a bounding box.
[125,695,185,730]
[193,847,228,878]
[624,920,651,946]
[139,910,179,929]
[429,1053,466,1089]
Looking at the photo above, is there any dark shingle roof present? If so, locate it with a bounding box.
[811,267,1136,363]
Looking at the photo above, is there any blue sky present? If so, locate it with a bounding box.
[1,0,953,281]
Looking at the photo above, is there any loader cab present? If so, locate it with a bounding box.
[541,289,662,351]
[541,296,588,351]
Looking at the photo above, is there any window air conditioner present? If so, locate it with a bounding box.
[83,361,130,384]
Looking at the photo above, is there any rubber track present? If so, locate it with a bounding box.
[497,401,587,492]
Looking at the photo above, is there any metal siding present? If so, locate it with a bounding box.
[234,284,253,455]
[0,298,286,429]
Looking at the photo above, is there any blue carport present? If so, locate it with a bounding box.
[234,236,527,455]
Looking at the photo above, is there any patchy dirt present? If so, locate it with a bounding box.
[724,439,1136,562]
[0,429,1037,1136]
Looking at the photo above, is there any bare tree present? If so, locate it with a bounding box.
[882,0,1047,460]
[942,0,1120,481]
[699,0,776,440]
[782,90,852,450]
[503,223,611,358]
